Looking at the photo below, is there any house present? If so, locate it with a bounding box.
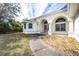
[23,3,79,41]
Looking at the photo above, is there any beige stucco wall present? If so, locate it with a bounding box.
[67,16,79,42]
[71,16,79,42]
[23,9,70,35]
[23,3,79,42]
[48,11,69,35]
[68,3,78,18]
[23,21,40,34]
[67,17,74,34]
[68,3,79,42]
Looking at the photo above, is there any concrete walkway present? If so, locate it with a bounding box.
[29,36,65,56]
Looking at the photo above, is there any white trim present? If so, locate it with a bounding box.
[54,31,68,35]
[55,22,66,24]
[23,31,41,34]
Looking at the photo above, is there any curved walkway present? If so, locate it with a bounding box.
[29,36,65,56]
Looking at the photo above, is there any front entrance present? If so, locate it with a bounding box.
[43,20,49,34]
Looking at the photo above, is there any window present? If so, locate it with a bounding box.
[61,23,66,31]
[56,24,60,31]
[55,18,66,31]
[24,23,26,29]
[28,23,33,29]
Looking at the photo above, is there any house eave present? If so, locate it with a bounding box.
[29,8,67,20]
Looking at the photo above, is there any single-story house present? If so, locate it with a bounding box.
[23,3,79,41]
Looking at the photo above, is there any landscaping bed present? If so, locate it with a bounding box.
[41,35,79,56]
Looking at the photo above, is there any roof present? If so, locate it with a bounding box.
[29,8,67,20]
[22,8,67,23]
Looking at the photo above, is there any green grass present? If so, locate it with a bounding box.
[0,33,32,56]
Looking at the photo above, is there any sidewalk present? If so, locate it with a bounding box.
[29,37,65,56]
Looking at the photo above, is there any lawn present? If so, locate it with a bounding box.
[42,35,79,56]
[0,32,32,56]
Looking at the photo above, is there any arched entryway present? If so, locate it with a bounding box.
[41,20,49,34]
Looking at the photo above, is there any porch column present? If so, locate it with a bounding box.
[48,22,52,35]
[37,22,41,32]
[68,17,74,35]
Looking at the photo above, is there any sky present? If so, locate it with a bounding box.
[16,3,67,22]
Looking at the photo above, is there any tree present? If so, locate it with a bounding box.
[10,21,22,32]
[0,3,21,20]
[0,3,22,33]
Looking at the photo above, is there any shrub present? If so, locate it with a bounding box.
[0,19,23,34]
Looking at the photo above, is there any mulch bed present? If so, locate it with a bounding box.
[41,35,79,56]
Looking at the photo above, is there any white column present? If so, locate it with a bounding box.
[68,18,74,35]
[37,22,41,32]
[48,22,52,35]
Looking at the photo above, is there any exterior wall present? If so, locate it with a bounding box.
[23,21,40,34]
[67,17,79,42]
[23,3,79,42]
[67,3,79,42]
[75,17,79,35]
[69,17,79,42]
[68,3,78,18]
[23,10,68,35]
[48,12,68,35]
[39,22,44,33]
[68,17,74,35]
[48,21,53,35]
[74,17,79,41]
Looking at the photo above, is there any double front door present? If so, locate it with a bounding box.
[44,24,49,34]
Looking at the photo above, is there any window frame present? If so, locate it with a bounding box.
[24,23,26,29]
[28,23,33,29]
[55,18,66,32]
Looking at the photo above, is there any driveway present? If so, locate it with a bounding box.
[29,35,65,56]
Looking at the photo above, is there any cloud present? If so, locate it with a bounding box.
[17,3,67,22]
[24,3,67,19]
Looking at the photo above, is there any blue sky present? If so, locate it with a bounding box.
[16,3,67,22]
